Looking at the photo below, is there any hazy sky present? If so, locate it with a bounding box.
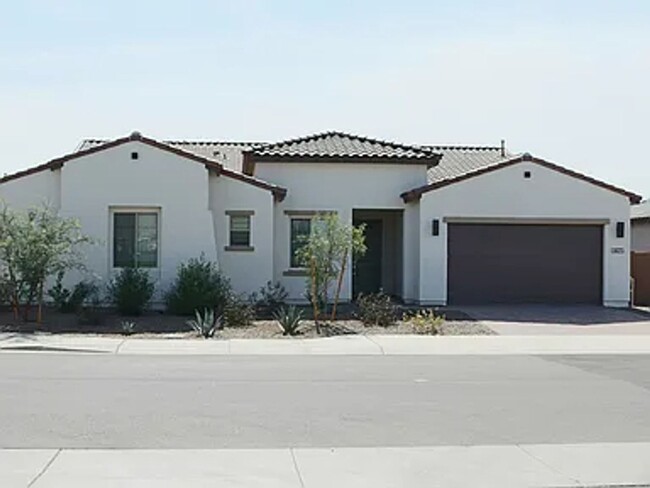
[1,1,649,197]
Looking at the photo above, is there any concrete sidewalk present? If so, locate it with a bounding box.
[3,332,650,355]
[6,443,650,487]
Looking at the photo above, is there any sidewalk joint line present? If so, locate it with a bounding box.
[516,444,581,486]
[289,448,306,488]
[364,335,385,355]
[115,338,127,355]
[28,448,62,487]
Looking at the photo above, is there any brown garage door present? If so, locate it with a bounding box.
[447,223,603,304]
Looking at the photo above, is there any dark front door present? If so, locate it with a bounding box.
[447,223,603,304]
[354,220,383,296]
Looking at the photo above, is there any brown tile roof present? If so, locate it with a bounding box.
[3,133,287,200]
[424,146,509,183]
[244,131,441,168]
[402,153,642,204]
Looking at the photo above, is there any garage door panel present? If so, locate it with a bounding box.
[447,224,603,304]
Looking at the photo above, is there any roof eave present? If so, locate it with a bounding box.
[1,132,288,199]
[401,154,642,204]
[246,154,441,165]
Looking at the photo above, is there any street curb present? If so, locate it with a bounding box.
[3,334,650,356]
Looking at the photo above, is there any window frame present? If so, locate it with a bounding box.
[283,211,337,273]
[289,217,312,269]
[225,210,254,252]
[110,207,161,269]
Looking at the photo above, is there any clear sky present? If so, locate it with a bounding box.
[1,1,649,197]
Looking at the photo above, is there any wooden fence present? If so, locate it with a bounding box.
[631,251,650,305]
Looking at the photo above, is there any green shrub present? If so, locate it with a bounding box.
[405,309,444,335]
[165,256,231,315]
[356,292,397,327]
[48,273,99,313]
[223,293,255,327]
[187,308,221,338]
[107,267,155,316]
[253,281,288,316]
[273,305,303,336]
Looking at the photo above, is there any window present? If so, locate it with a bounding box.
[113,211,158,268]
[230,215,251,247]
[290,218,311,268]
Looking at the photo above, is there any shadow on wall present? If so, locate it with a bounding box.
[454,304,649,325]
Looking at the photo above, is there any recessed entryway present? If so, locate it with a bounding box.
[353,210,403,299]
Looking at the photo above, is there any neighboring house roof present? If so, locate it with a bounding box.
[632,200,650,221]
[242,131,442,174]
[2,132,287,201]
[401,153,642,204]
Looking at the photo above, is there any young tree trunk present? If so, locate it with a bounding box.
[310,256,321,334]
[10,292,19,321]
[22,284,37,322]
[37,281,44,324]
[331,248,349,321]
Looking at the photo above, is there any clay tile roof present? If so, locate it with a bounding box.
[246,131,441,163]
[424,146,510,183]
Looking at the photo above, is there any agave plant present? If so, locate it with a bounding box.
[273,305,303,336]
[120,320,137,336]
[187,308,221,338]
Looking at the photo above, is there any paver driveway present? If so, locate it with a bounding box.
[458,305,650,335]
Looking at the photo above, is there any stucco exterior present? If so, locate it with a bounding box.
[0,169,60,210]
[255,162,426,302]
[0,133,638,309]
[209,173,274,295]
[417,160,632,307]
[0,140,276,303]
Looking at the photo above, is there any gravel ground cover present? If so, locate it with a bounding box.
[0,307,495,338]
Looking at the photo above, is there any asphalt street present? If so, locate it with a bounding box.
[1,353,650,449]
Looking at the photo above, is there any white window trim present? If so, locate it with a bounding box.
[109,206,162,270]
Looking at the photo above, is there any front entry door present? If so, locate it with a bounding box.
[353,220,383,297]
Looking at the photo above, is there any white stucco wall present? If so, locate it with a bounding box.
[255,162,427,302]
[0,141,276,305]
[209,173,274,295]
[632,221,650,252]
[403,202,421,303]
[57,141,217,301]
[0,169,61,210]
[418,161,632,307]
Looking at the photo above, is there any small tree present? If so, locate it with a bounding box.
[297,213,366,333]
[0,204,93,322]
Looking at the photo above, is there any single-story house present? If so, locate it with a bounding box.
[0,131,641,307]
